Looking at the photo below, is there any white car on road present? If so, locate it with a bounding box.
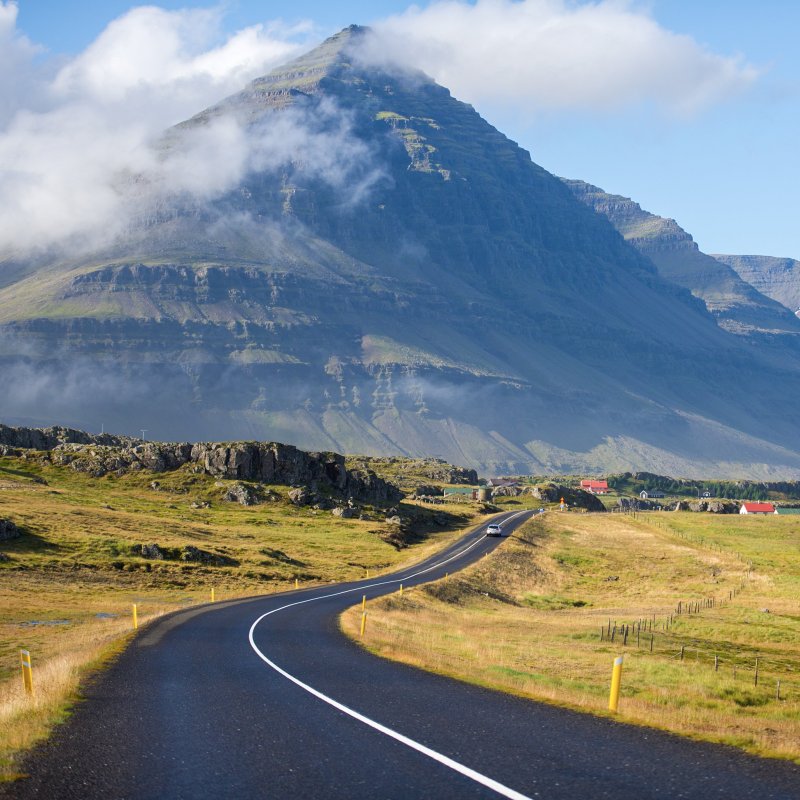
[486,524,502,537]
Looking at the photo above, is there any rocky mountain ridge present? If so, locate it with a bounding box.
[713,255,800,317]
[562,179,800,340]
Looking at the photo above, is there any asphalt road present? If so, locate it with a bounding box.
[4,509,800,799]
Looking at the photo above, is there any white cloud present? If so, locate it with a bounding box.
[0,1,49,126]
[363,0,759,115]
[52,7,305,105]
[0,3,323,253]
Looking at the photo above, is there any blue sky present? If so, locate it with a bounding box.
[6,1,800,258]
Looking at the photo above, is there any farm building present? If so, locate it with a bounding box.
[580,479,608,495]
[739,502,775,515]
[640,490,665,499]
[775,507,800,515]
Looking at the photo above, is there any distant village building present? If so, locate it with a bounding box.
[580,479,609,495]
[640,490,665,499]
[774,507,800,515]
[739,502,775,515]
[702,491,713,498]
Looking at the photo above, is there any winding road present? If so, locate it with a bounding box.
[4,510,800,799]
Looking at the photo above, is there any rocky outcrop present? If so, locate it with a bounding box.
[133,542,237,566]
[617,497,660,511]
[0,423,134,451]
[491,485,522,497]
[181,546,238,566]
[3,425,402,506]
[672,500,738,513]
[0,519,22,541]
[412,460,478,485]
[413,485,443,497]
[529,483,606,512]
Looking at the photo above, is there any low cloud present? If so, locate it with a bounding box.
[0,3,378,255]
[362,0,759,115]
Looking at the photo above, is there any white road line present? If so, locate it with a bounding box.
[248,510,533,800]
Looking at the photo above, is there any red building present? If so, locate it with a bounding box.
[739,502,775,515]
[580,479,609,495]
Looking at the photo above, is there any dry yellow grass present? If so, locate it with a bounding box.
[342,512,800,762]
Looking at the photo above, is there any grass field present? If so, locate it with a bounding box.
[0,454,481,779]
[342,511,800,762]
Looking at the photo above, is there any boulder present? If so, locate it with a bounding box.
[332,506,356,518]
[181,546,238,566]
[288,487,314,506]
[223,482,261,506]
[141,543,165,560]
[0,519,22,541]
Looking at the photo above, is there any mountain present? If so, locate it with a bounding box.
[562,179,800,341]
[713,255,800,317]
[2,26,800,478]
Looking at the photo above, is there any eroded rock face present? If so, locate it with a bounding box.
[0,519,22,541]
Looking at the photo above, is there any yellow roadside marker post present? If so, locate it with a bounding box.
[295,578,299,590]
[608,655,624,712]
[360,612,367,637]
[132,603,138,630]
[20,650,33,696]
[210,587,215,603]
[399,584,403,597]
[361,594,366,612]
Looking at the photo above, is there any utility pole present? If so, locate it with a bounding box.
[140,429,147,441]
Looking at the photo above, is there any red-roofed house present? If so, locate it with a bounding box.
[580,479,609,495]
[739,502,775,515]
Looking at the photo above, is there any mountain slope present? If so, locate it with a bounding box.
[1,27,800,477]
[562,179,800,340]
[713,254,800,317]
